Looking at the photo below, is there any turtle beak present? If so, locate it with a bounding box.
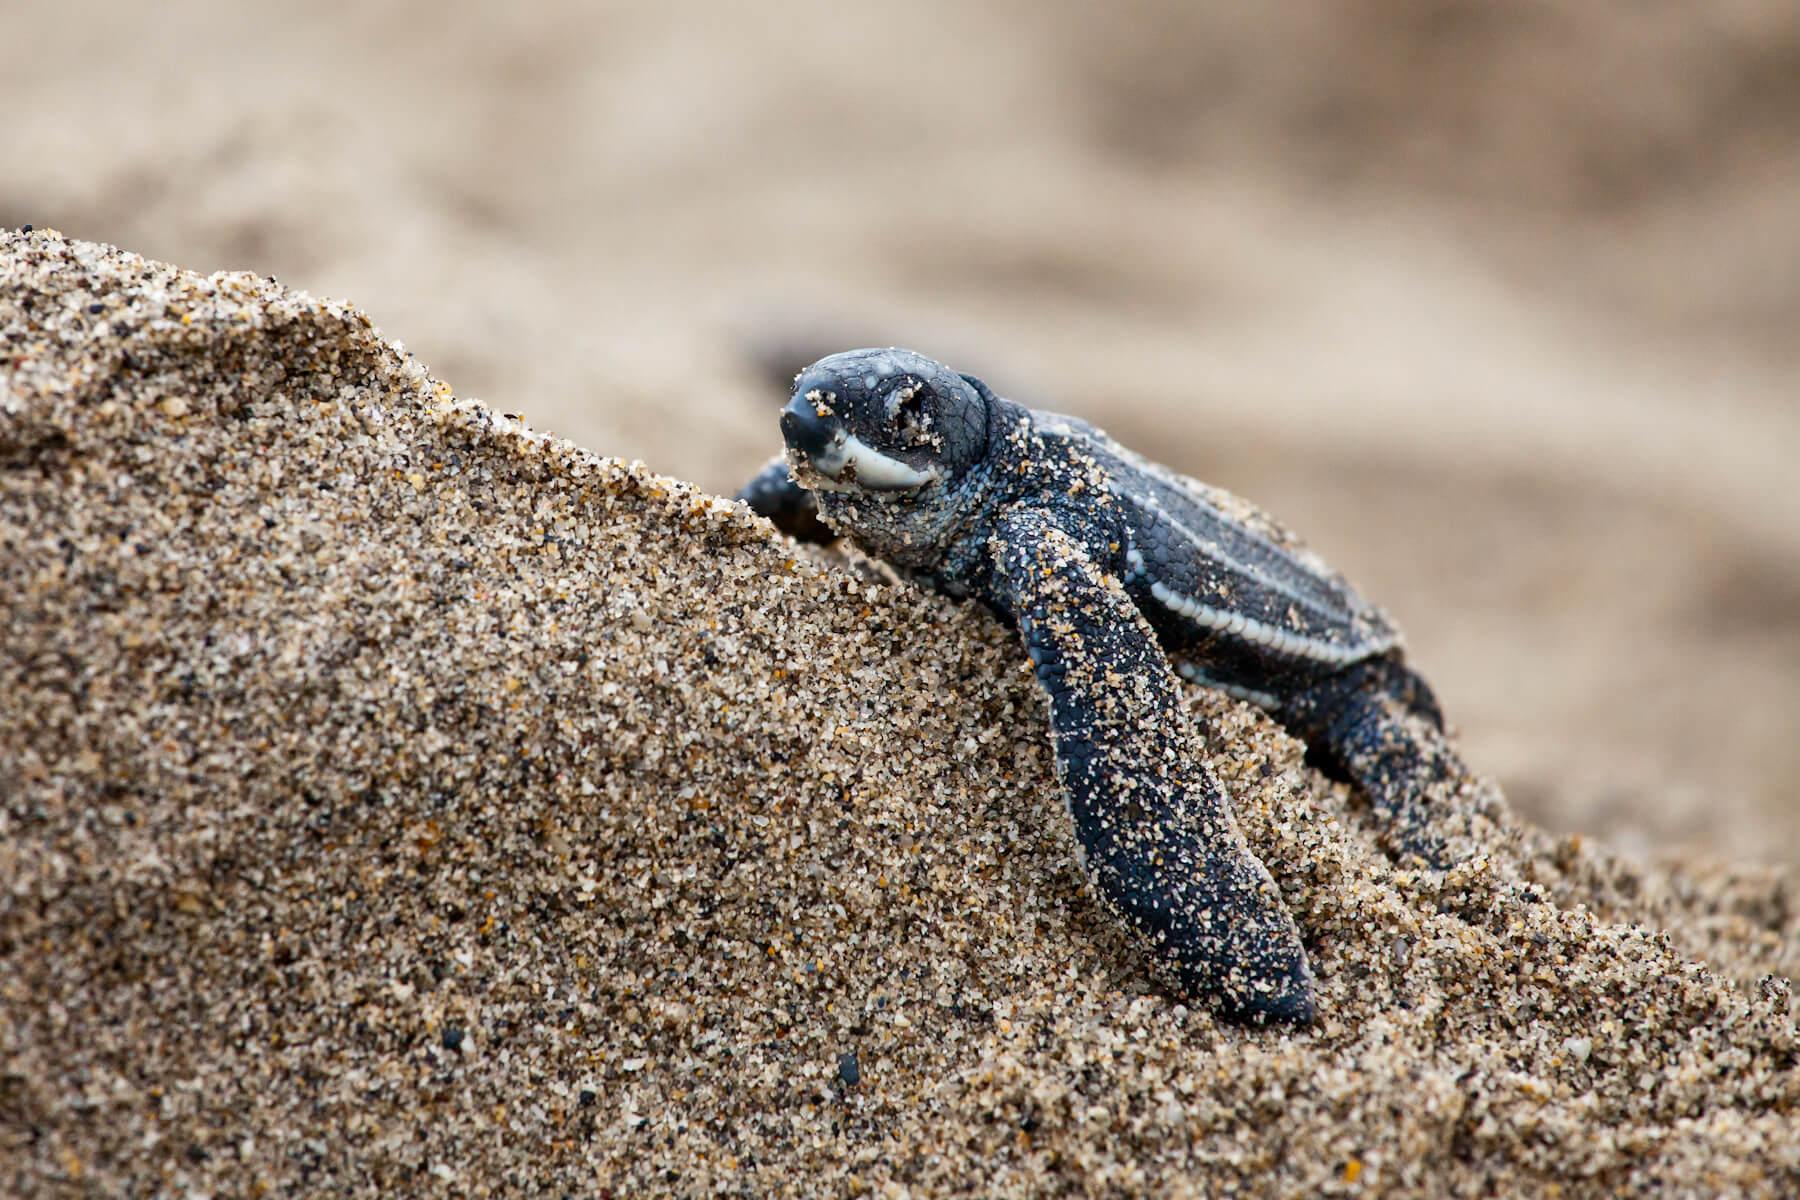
[779,397,938,493]
[780,397,856,489]
[780,397,841,466]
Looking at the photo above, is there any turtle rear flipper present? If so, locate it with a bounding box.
[991,508,1316,1025]
[1284,657,1466,868]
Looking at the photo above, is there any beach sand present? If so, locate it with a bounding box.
[4,231,1797,1196]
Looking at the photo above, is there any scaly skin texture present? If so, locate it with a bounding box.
[739,348,1486,1024]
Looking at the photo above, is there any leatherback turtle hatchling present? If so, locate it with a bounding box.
[738,348,1467,1025]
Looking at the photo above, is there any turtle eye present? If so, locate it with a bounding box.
[884,381,921,420]
[884,381,933,439]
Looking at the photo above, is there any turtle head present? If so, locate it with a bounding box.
[780,349,990,496]
[777,348,995,568]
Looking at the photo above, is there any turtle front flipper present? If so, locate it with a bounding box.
[736,454,835,544]
[990,508,1316,1024]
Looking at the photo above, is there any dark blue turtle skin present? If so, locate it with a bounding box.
[738,348,1470,1025]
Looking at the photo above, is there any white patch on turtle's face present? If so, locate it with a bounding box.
[797,431,937,492]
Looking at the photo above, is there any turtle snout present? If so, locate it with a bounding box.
[780,399,839,463]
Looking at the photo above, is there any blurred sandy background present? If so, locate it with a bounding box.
[6,1,1797,862]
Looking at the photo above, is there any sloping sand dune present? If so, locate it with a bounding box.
[4,232,1798,1196]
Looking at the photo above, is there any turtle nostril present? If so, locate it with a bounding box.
[780,402,837,460]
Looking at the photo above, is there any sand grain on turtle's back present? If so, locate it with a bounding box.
[3,229,1798,1197]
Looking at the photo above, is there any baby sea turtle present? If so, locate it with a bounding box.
[738,348,1468,1024]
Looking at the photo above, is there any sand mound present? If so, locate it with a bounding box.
[4,230,1798,1196]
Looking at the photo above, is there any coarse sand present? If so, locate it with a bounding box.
[3,230,1799,1196]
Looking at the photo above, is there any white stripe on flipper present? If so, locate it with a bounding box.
[1149,580,1390,666]
[1174,662,1281,711]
